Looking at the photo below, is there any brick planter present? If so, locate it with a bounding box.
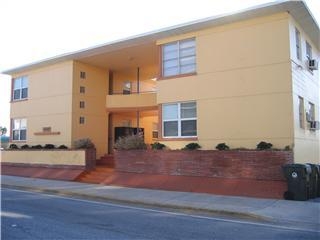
[114,150,293,181]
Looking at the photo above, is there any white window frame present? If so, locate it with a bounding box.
[162,38,196,77]
[306,41,312,60]
[12,118,27,141]
[162,101,197,138]
[295,28,301,60]
[307,102,315,122]
[13,76,28,101]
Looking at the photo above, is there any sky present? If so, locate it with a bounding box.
[0,0,319,133]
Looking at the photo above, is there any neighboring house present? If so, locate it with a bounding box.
[3,1,319,163]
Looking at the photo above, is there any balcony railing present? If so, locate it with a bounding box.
[106,91,157,110]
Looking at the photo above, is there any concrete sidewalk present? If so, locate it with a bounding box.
[1,175,319,230]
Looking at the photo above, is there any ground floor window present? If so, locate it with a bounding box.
[298,96,304,129]
[12,118,27,141]
[162,101,197,138]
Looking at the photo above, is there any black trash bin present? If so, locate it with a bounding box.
[282,164,312,201]
[306,164,320,199]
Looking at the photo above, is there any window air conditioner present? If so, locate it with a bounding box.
[308,59,318,70]
[310,121,320,130]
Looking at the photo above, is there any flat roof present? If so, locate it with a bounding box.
[3,0,319,75]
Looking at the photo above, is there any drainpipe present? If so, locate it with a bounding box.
[136,67,140,135]
[136,111,140,135]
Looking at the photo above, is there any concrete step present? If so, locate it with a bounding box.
[96,155,115,167]
[76,166,114,184]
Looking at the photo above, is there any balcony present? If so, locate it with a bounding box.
[106,91,157,111]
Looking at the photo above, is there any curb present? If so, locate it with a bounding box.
[2,183,271,222]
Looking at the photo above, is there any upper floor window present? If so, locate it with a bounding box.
[306,41,312,60]
[80,71,86,79]
[162,101,197,138]
[162,38,196,77]
[307,102,315,122]
[13,76,28,101]
[295,28,301,60]
[12,118,27,141]
[80,86,86,93]
[80,101,85,108]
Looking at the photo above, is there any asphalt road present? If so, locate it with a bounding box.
[1,188,319,240]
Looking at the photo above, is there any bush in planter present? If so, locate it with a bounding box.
[74,138,95,149]
[215,143,230,151]
[32,145,43,149]
[44,144,55,149]
[151,142,166,150]
[256,141,273,150]
[114,135,147,150]
[9,144,19,149]
[21,144,30,149]
[58,145,68,149]
[183,142,201,150]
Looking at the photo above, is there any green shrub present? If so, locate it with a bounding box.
[183,142,201,150]
[31,145,43,149]
[284,145,291,151]
[58,145,68,149]
[114,135,147,150]
[151,142,166,150]
[74,138,95,149]
[44,144,55,149]
[9,144,18,149]
[21,144,30,149]
[215,143,230,151]
[256,141,273,150]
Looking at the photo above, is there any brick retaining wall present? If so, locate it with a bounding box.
[115,150,293,181]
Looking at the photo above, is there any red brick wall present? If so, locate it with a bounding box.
[114,150,293,181]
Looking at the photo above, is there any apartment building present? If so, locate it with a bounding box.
[4,1,319,163]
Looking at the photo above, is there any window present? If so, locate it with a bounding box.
[306,41,312,60]
[152,122,158,139]
[295,28,301,60]
[13,76,28,100]
[307,102,315,122]
[298,96,304,128]
[80,86,85,93]
[162,101,197,137]
[79,117,85,124]
[123,81,131,94]
[80,71,86,79]
[162,38,196,77]
[12,118,27,141]
[80,101,85,108]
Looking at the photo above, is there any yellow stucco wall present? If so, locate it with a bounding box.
[8,11,318,164]
[157,13,295,151]
[289,16,320,164]
[11,61,74,147]
[72,61,109,158]
[1,150,86,166]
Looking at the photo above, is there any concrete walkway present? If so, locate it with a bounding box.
[1,175,319,231]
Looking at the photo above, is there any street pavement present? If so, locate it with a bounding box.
[1,175,320,232]
[2,188,319,240]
